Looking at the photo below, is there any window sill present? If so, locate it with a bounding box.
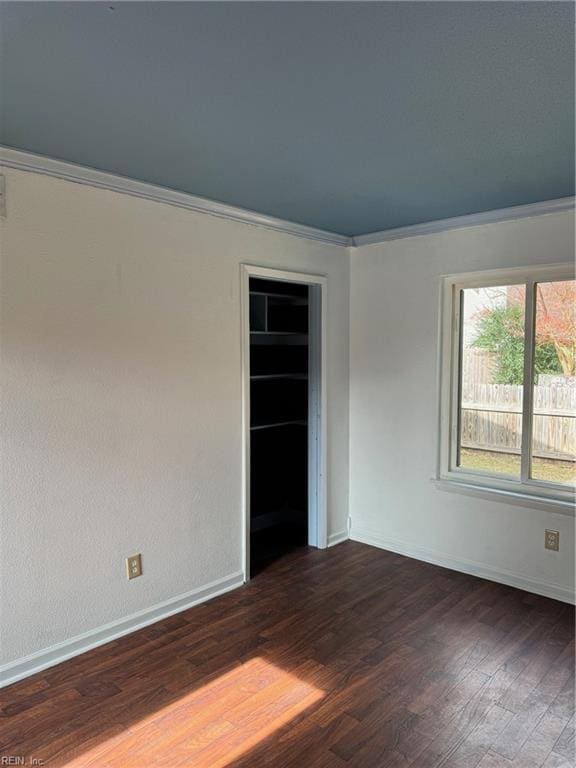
[433,477,575,516]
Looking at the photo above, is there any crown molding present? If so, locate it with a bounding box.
[352,196,576,247]
[0,146,350,247]
[2,147,573,249]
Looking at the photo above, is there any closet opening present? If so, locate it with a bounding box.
[241,266,326,580]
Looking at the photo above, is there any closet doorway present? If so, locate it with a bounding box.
[241,265,327,580]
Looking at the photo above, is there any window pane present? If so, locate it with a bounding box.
[531,280,576,484]
[458,285,525,477]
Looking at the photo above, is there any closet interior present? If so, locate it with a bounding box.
[249,277,309,574]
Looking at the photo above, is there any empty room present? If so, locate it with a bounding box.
[0,2,574,767]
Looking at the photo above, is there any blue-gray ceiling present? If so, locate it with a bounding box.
[1,2,574,237]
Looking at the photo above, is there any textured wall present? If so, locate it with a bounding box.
[350,212,575,599]
[0,168,350,664]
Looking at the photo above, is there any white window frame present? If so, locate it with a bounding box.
[438,263,575,514]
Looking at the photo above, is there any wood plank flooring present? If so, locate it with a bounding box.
[1,541,574,767]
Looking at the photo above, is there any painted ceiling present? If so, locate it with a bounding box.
[1,2,573,236]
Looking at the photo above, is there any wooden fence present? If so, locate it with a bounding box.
[461,383,576,460]
[462,348,496,385]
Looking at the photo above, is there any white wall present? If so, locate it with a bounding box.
[350,211,575,602]
[0,168,350,668]
[1,163,573,683]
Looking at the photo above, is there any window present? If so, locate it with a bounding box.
[439,265,575,510]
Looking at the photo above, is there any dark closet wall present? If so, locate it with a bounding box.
[249,278,309,571]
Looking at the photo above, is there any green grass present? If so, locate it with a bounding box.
[460,448,576,484]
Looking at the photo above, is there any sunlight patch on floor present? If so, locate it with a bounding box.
[62,657,324,767]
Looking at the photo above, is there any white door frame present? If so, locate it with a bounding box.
[240,264,328,582]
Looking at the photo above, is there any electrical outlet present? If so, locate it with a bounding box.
[545,530,559,552]
[126,554,142,579]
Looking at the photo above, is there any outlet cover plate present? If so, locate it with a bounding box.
[545,530,559,552]
[126,554,142,579]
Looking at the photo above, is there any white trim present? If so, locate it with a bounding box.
[520,279,536,483]
[240,265,328,582]
[0,571,244,689]
[317,281,328,551]
[3,147,573,249]
[440,262,575,288]
[352,197,575,246]
[240,266,252,582]
[0,146,349,247]
[433,478,574,516]
[437,263,576,509]
[308,283,325,549]
[350,527,575,605]
[327,530,349,547]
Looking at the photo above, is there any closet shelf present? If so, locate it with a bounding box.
[249,291,308,305]
[250,509,305,532]
[250,333,308,346]
[249,277,309,564]
[250,420,307,431]
[250,373,307,381]
[250,331,308,336]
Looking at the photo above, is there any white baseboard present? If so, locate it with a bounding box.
[327,530,349,547]
[350,526,575,605]
[0,571,244,689]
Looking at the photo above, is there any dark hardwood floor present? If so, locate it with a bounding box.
[1,541,574,767]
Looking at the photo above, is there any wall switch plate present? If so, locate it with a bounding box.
[126,554,142,579]
[545,530,559,552]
